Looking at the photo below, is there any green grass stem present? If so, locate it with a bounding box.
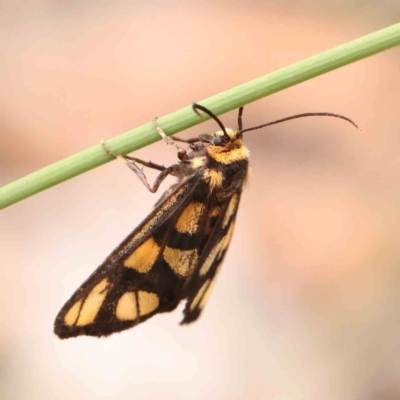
[1,23,400,209]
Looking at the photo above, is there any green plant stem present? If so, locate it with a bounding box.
[1,23,400,210]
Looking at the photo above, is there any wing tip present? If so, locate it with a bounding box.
[180,307,202,325]
[53,318,114,339]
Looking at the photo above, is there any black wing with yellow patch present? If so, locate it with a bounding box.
[54,175,226,338]
[55,175,199,338]
[181,190,241,324]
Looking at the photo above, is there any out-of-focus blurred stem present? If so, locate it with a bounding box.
[1,23,400,209]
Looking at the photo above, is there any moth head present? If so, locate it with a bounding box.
[213,128,243,148]
[192,103,244,149]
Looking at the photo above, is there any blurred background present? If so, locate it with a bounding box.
[1,2,400,399]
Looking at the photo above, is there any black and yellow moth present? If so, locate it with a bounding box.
[54,104,357,339]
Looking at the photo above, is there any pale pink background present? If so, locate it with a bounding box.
[1,2,400,400]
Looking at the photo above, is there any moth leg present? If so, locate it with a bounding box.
[123,156,165,172]
[101,141,164,171]
[171,134,213,144]
[101,141,178,193]
[152,117,189,155]
[168,136,196,143]
[127,164,178,193]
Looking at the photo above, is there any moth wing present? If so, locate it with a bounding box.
[181,190,242,324]
[54,175,208,338]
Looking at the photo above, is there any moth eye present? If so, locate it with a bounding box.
[213,135,227,146]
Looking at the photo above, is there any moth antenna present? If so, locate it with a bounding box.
[238,112,359,135]
[237,107,244,131]
[192,103,228,138]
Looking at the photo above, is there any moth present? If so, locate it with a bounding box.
[54,103,357,338]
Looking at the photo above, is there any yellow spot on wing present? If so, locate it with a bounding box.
[76,278,108,326]
[175,202,205,234]
[190,280,210,311]
[203,169,223,189]
[199,280,215,309]
[221,222,235,254]
[116,292,137,321]
[124,237,160,272]
[222,194,238,228]
[199,222,236,276]
[164,247,198,276]
[64,299,82,326]
[138,291,159,316]
[209,207,221,218]
[128,185,188,247]
[200,239,224,276]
